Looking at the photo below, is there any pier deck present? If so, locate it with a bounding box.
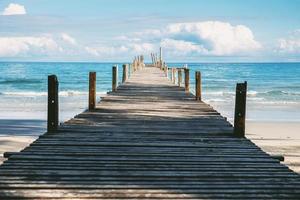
[0,65,299,199]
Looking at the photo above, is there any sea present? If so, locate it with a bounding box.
[0,62,300,124]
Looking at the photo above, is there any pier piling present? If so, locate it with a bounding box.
[195,71,201,101]
[234,81,247,137]
[184,68,190,93]
[47,75,59,132]
[112,65,118,92]
[122,64,128,83]
[178,69,182,87]
[88,72,96,110]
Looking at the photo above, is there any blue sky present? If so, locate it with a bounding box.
[0,0,300,62]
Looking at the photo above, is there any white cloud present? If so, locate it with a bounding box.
[2,3,26,16]
[84,43,154,58]
[161,39,208,55]
[277,30,300,54]
[61,33,77,45]
[0,36,62,57]
[0,21,262,60]
[130,21,261,56]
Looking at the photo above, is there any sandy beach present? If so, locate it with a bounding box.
[0,119,299,173]
[247,121,300,173]
[0,119,44,163]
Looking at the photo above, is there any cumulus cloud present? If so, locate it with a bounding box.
[61,33,77,45]
[161,39,208,55]
[277,30,300,54]
[0,36,62,57]
[2,3,26,15]
[132,21,261,56]
[84,43,154,58]
[0,21,262,60]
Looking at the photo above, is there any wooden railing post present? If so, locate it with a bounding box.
[195,71,201,101]
[234,81,247,137]
[47,75,59,132]
[178,69,182,87]
[112,65,118,92]
[164,64,167,76]
[89,72,96,110]
[122,64,127,83]
[184,68,190,93]
[167,67,170,79]
[172,68,176,84]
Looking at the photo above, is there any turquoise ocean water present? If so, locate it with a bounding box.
[0,62,299,122]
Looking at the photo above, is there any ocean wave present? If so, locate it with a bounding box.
[0,91,107,97]
[0,78,42,85]
[263,90,300,96]
[204,90,300,97]
[203,90,257,96]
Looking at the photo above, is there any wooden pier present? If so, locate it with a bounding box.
[0,56,300,199]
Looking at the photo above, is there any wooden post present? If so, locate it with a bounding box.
[234,81,247,137]
[184,68,190,93]
[178,69,182,87]
[88,72,96,110]
[122,64,127,83]
[160,47,163,62]
[172,68,176,84]
[141,55,144,68]
[151,53,154,64]
[195,71,201,101]
[47,75,59,132]
[166,67,170,79]
[112,65,118,92]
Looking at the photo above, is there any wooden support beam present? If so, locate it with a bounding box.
[122,64,127,83]
[112,66,118,92]
[195,71,201,101]
[271,155,285,162]
[234,81,247,137]
[88,72,96,110]
[184,68,190,93]
[178,69,182,87]
[47,75,59,132]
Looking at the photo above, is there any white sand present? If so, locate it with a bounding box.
[247,121,300,173]
[0,136,37,163]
